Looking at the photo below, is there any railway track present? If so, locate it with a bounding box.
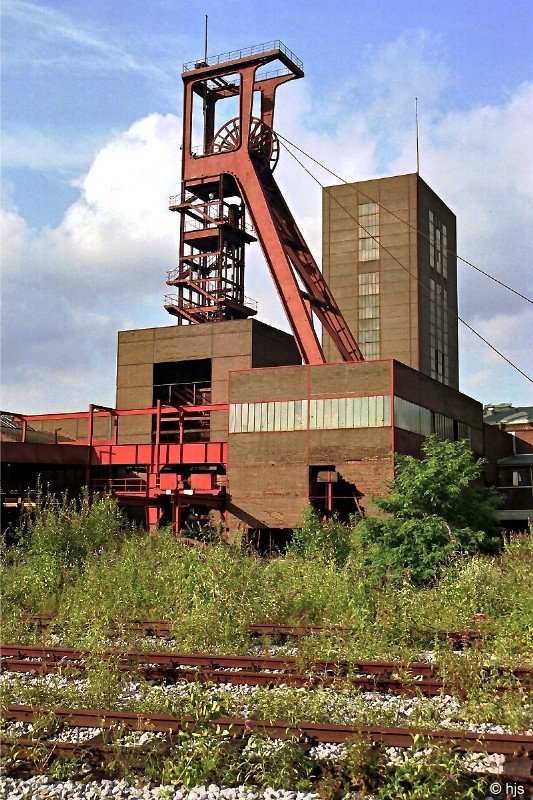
[4,704,533,754]
[23,615,487,647]
[2,644,531,697]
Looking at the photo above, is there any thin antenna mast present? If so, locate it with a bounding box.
[202,15,209,152]
[415,97,420,174]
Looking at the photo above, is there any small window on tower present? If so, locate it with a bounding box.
[358,271,380,359]
[358,202,379,261]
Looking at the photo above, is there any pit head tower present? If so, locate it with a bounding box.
[164,41,363,365]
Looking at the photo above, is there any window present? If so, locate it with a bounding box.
[358,202,379,261]
[513,469,532,487]
[430,277,449,385]
[358,272,380,359]
[428,210,450,386]
[429,210,448,278]
[394,397,483,453]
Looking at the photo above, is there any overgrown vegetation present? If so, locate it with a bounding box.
[0,722,493,799]
[1,439,531,796]
[356,436,503,584]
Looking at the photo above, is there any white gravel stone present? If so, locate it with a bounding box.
[0,779,323,800]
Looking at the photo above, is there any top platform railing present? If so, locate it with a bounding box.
[182,40,303,74]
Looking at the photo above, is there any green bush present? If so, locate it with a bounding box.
[356,436,503,584]
[289,506,353,567]
[18,488,127,569]
[1,490,127,614]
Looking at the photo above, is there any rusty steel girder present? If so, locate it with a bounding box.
[166,41,363,364]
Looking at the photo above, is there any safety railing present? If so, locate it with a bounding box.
[92,478,147,493]
[164,291,258,313]
[153,381,212,407]
[182,40,303,73]
[169,198,255,236]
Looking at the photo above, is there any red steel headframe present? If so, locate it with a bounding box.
[165,41,363,365]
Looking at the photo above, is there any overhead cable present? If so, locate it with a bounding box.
[279,138,532,385]
[276,131,532,306]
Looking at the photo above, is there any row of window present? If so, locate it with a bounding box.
[229,395,482,452]
[229,395,391,434]
[394,396,483,452]
[429,262,450,385]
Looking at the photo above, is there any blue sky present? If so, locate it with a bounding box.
[1,0,532,411]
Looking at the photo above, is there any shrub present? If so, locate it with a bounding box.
[17,488,127,570]
[290,506,353,567]
[356,436,502,584]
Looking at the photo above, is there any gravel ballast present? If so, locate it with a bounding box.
[0,778,322,800]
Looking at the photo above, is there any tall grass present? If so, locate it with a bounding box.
[1,496,531,665]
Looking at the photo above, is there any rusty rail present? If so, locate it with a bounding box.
[23,615,493,645]
[3,644,531,694]
[4,706,533,755]
[0,658,455,697]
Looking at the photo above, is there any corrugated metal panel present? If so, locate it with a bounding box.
[469,426,484,454]
[331,398,339,429]
[267,402,275,431]
[359,396,369,427]
[295,399,305,430]
[286,400,295,430]
[300,399,308,429]
[420,406,432,436]
[434,412,453,440]
[273,401,282,432]
[260,402,268,432]
[346,397,354,428]
[457,421,469,440]
[323,398,333,429]
[368,395,377,427]
[229,396,390,434]
[394,397,419,433]
[279,401,288,431]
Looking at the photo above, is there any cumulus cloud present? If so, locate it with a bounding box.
[1,30,531,413]
[1,113,181,412]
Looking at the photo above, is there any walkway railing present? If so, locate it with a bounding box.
[182,40,303,73]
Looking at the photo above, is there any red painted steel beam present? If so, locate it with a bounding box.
[1,441,227,468]
[19,403,228,422]
[175,44,362,364]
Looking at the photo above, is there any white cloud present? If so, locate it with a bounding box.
[1,125,100,173]
[1,113,181,412]
[460,309,532,406]
[1,31,531,413]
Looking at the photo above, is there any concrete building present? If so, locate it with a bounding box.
[483,404,533,527]
[3,174,530,537]
[322,174,459,389]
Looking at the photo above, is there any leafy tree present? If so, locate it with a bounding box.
[356,436,502,584]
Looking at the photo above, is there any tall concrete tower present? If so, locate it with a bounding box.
[322,173,459,389]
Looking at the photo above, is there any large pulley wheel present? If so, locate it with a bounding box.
[212,116,280,174]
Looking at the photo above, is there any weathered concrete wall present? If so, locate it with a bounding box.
[115,320,300,444]
[322,174,459,389]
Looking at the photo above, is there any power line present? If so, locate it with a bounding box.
[276,131,532,306]
[278,138,532,385]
